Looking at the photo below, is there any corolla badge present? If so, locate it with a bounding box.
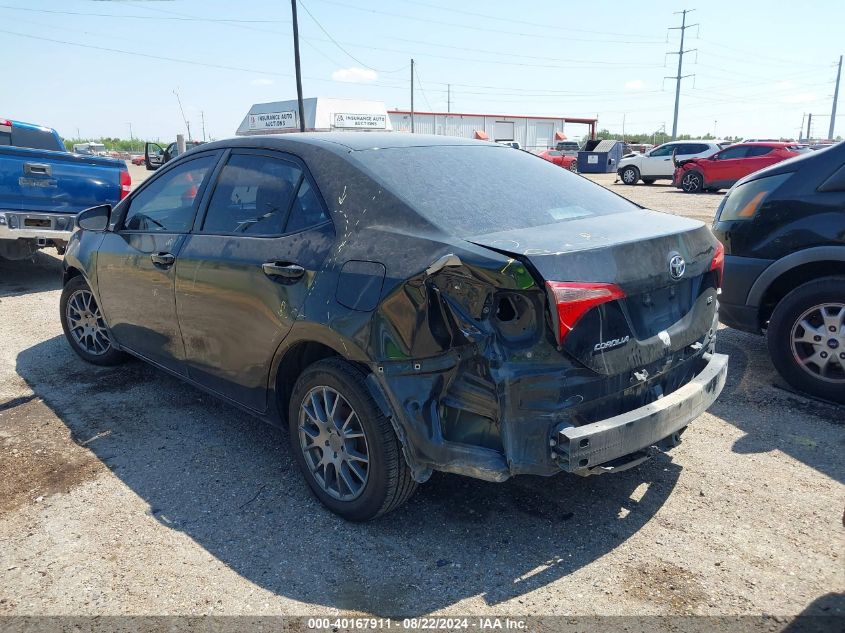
[668,253,686,280]
[593,336,630,353]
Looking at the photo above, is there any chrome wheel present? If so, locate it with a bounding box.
[298,386,370,501]
[790,302,845,384]
[65,289,111,356]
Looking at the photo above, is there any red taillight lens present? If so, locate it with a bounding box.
[119,169,131,200]
[710,241,725,287]
[546,281,626,344]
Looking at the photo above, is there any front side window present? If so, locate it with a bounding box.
[717,146,750,160]
[123,155,215,232]
[202,154,303,235]
[649,144,676,157]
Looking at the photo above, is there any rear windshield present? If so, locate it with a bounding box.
[11,126,63,151]
[353,145,637,237]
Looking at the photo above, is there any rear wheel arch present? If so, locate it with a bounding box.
[747,254,845,327]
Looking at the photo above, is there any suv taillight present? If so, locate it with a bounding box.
[546,281,626,344]
[710,242,725,287]
[119,169,131,200]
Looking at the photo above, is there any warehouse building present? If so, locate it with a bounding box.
[388,109,597,151]
[235,98,597,152]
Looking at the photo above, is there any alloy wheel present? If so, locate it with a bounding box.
[298,386,370,501]
[622,168,637,184]
[789,302,845,383]
[65,289,112,356]
[682,172,702,192]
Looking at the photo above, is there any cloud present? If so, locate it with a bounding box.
[332,67,378,83]
[780,92,817,103]
[624,79,645,90]
[250,78,275,86]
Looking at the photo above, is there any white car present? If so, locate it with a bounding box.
[617,140,728,185]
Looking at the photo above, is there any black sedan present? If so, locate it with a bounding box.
[62,133,727,520]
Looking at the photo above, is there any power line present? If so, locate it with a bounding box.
[413,64,434,111]
[297,0,407,73]
[308,0,666,44]
[0,3,290,23]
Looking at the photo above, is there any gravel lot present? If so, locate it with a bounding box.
[0,167,842,620]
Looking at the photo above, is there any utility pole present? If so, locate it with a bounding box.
[666,9,697,140]
[829,55,842,140]
[126,122,133,151]
[201,111,207,142]
[173,89,192,141]
[447,84,451,113]
[622,113,626,142]
[291,0,306,132]
[800,113,806,140]
[410,58,415,133]
[807,113,813,141]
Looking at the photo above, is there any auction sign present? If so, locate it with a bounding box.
[248,111,297,131]
[334,113,387,129]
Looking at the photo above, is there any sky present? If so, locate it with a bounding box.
[1,0,842,143]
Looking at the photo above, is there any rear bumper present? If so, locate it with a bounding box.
[553,352,728,475]
[0,210,76,242]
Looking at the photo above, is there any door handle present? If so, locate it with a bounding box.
[262,261,305,280]
[150,252,176,267]
[24,162,52,176]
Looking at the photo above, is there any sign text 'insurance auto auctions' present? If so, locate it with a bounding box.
[333,113,387,129]
[248,111,297,131]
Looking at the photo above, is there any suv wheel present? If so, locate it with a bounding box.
[620,166,639,185]
[681,171,704,193]
[60,276,125,366]
[288,358,418,520]
[767,276,845,403]
[642,178,656,185]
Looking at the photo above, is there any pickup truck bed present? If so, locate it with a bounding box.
[0,118,129,259]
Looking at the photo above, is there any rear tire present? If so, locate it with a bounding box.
[766,277,845,404]
[642,178,656,185]
[568,161,578,173]
[681,170,704,193]
[288,358,418,520]
[620,166,639,185]
[60,276,125,366]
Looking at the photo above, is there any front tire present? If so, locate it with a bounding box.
[620,166,639,185]
[681,171,704,193]
[767,277,845,403]
[568,161,578,173]
[60,276,125,366]
[289,358,418,520]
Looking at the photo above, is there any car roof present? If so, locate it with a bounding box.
[202,132,490,153]
[733,141,793,147]
[7,119,54,132]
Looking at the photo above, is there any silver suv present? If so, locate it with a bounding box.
[617,140,728,185]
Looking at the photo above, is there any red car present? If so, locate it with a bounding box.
[130,154,145,166]
[539,149,578,172]
[673,142,806,193]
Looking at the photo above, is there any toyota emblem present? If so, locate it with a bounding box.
[669,253,686,280]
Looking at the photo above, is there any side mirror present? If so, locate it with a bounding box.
[77,204,111,232]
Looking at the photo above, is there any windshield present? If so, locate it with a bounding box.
[353,144,637,237]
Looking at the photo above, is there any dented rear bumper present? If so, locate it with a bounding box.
[553,352,728,475]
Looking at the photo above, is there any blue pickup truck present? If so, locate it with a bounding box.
[0,118,129,260]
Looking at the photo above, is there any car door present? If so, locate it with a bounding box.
[742,145,782,176]
[706,145,751,186]
[174,149,335,411]
[96,152,220,374]
[639,143,676,177]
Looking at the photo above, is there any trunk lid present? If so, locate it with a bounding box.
[469,209,721,376]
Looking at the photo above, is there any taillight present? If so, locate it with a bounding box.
[119,169,131,200]
[545,281,626,344]
[710,241,725,287]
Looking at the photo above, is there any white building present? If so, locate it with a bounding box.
[388,109,597,152]
[236,97,392,135]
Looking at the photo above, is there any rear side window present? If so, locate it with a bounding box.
[202,153,304,235]
[285,180,329,233]
[123,155,215,232]
[10,126,63,151]
[746,146,776,157]
[353,145,637,237]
